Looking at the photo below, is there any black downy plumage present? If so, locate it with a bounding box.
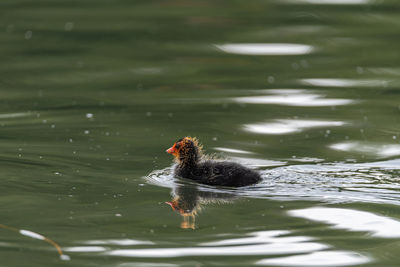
[166,137,261,187]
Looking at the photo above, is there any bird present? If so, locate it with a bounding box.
[166,137,261,187]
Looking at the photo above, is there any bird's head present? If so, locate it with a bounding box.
[166,137,202,164]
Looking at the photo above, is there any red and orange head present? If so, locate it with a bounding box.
[166,137,202,162]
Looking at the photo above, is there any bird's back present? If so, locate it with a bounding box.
[175,160,261,187]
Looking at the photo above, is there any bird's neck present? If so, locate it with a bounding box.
[178,158,197,168]
[178,154,199,168]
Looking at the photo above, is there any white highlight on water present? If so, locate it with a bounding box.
[289,207,400,238]
[64,246,108,252]
[103,230,328,258]
[244,119,345,135]
[82,239,154,246]
[292,0,370,5]
[301,78,386,87]
[214,147,254,154]
[215,43,313,55]
[256,250,370,266]
[60,254,71,261]
[0,112,31,119]
[200,230,311,246]
[330,142,400,157]
[233,89,353,107]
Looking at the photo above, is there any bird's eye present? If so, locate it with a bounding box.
[175,143,181,149]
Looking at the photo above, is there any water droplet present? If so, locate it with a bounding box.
[64,22,74,31]
[267,76,275,84]
[24,31,32,40]
[6,24,14,33]
[300,59,309,68]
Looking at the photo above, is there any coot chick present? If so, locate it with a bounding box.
[166,137,261,187]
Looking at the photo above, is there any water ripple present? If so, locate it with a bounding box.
[256,251,370,266]
[81,239,154,246]
[289,207,400,238]
[233,89,353,107]
[213,147,254,154]
[289,0,370,4]
[301,78,386,87]
[215,43,314,55]
[244,119,346,135]
[330,142,400,158]
[103,230,328,258]
[146,158,400,205]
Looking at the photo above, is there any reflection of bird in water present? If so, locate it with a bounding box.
[166,137,261,187]
[166,183,238,229]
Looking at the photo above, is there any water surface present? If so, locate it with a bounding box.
[1,0,400,266]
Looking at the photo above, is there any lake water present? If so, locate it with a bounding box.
[1,0,400,266]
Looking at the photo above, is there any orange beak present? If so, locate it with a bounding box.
[165,201,176,211]
[166,146,176,154]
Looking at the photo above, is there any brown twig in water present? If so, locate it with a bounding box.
[0,224,70,260]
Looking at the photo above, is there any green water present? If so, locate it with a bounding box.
[2,0,400,266]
